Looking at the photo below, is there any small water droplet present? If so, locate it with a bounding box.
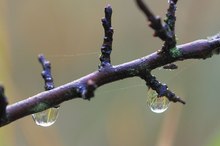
[147,88,170,113]
[32,107,59,127]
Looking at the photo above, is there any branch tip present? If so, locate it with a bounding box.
[99,4,114,68]
[38,54,54,90]
[143,72,185,104]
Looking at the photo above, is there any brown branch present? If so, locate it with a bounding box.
[1,1,220,127]
[0,37,220,127]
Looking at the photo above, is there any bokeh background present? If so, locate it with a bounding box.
[1,0,220,146]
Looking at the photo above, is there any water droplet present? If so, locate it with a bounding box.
[32,107,59,127]
[147,88,170,113]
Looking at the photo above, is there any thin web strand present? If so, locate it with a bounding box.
[47,51,100,58]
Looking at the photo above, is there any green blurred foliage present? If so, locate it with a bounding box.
[0,0,220,146]
[206,127,220,146]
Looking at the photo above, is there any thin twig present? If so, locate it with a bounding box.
[38,54,59,108]
[99,4,114,68]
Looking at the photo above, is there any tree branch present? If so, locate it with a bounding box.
[0,38,219,127]
[1,1,220,127]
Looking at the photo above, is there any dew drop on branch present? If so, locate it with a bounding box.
[146,88,170,113]
[32,107,60,127]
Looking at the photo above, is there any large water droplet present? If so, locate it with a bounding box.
[147,88,170,113]
[32,107,59,127]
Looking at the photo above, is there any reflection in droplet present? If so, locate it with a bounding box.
[32,107,59,127]
[147,88,170,113]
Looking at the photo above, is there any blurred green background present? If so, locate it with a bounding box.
[1,0,220,146]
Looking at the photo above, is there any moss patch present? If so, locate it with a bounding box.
[170,47,182,58]
[31,102,49,113]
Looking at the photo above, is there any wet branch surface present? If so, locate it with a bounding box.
[1,0,220,127]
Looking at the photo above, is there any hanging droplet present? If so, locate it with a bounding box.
[32,107,60,127]
[147,88,170,113]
